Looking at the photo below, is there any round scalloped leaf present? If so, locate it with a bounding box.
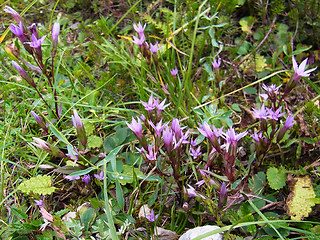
[267,167,287,190]
[18,175,56,195]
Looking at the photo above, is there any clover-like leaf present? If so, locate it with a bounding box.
[267,166,287,190]
[18,175,56,195]
[87,135,103,149]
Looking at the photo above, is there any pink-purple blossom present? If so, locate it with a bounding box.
[10,22,27,43]
[94,171,104,181]
[64,175,80,181]
[133,22,146,38]
[292,56,317,81]
[82,174,91,184]
[149,42,161,54]
[132,35,145,46]
[145,209,159,222]
[211,57,221,70]
[126,116,143,140]
[140,94,156,112]
[189,146,201,159]
[170,68,178,77]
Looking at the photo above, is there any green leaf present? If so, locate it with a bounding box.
[18,175,56,195]
[244,87,257,95]
[49,124,68,144]
[115,179,124,209]
[267,167,287,190]
[69,167,94,177]
[148,183,159,207]
[87,135,103,149]
[12,207,28,220]
[114,127,128,145]
[80,208,96,231]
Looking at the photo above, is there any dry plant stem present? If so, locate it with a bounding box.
[225,17,277,85]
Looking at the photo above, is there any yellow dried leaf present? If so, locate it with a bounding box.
[286,175,316,220]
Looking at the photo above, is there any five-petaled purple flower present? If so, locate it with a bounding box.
[148,119,167,138]
[170,68,178,77]
[223,127,247,155]
[262,83,281,95]
[145,144,157,161]
[145,209,159,222]
[132,35,145,47]
[252,104,269,119]
[149,42,161,54]
[190,146,202,159]
[140,94,156,112]
[10,22,27,43]
[94,171,104,181]
[126,116,143,140]
[292,56,317,81]
[211,57,221,70]
[133,22,146,38]
[82,174,91,184]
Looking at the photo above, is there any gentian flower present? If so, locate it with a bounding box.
[4,5,22,23]
[29,34,46,49]
[133,22,146,38]
[28,23,39,39]
[148,119,167,138]
[34,196,45,207]
[145,144,157,161]
[251,131,265,143]
[12,60,36,88]
[66,147,79,167]
[32,137,51,151]
[72,109,87,147]
[94,171,104,181]
[126,116,143,140]
[223,127,247,156]
[64,175,80,181]
[211,57,221,70]
[149,42,161,54]
[197,122,223,151]
[132,35,145,47]
[267,106,285,120]
[31,111,48,132]
[187,185,198,198]
[52,22,60,45]
[82,174,91,184]
[170,68,178,77]
[189,146,201,159]
[163,126,173,151]
[10,22,27,43]
[262,83,281,95]
[140,94,155,112]
[252,104,269,119]
[145,209,159,222]
[155,98,170,118]
[292,56,317,81]
[277,115,296,142]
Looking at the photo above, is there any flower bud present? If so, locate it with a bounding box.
[72,109,87,148]
[12,61,36,88]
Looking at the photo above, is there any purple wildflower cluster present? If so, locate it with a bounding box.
[5,5,61,118]
[132,22,162,65]
[248,56,315,164]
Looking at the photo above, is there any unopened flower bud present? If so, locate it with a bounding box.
[4,5,22,24]
[72,109,87,148]
[12,60,36,88]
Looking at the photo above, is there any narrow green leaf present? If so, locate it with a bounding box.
[115,179,124,209]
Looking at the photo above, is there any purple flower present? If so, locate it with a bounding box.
[34,196,45,207]
[267,106,285,120]
[10,21,27,43]
[94,171,104,181]
[65,175,80,181]
[133,22,146,38]
[190,138,198,147]
[251,131,264,143]
[29,34,46,49]
[132,35,145,47]
[66,147,79,167]
[145,209,159,222]
[211,57,221,70]
[145,144,157,161]
[262,83,281,95]
[31,111,48,131]
[32,137,50,151]
[187,185,198,198]
[155,98,170,115]
[52,22,60,45]
[219,182,227,207]
[292,56,317,81]
[149,42,161,54]
[163,126,173,151]
[72,109,87,147]
[170,68,178,77]
[189,146,201,159]
[12,61,36,88]
[171,118,185,139]
[223,128,247,155]
[126,117,143,140]
[136,147,146,154]
[82,174,91,184]
[4,5,22,23]
[277,115,296,142]
[28,23,39,39]
[284,115,296,129]
[252,104,269,119]
[140,95,156,112]
[197,122,223,141]
[148,119,167,138]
